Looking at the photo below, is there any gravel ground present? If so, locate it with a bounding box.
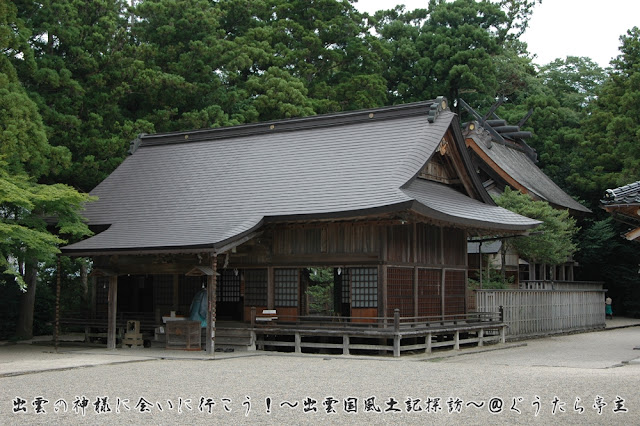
[1,325,639,425]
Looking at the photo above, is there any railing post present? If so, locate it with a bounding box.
[294,332,301,353]
[251,306,256,327]
[393,334,401,357]
[343,334,349,355]
[478,328,484,347]
[393,309,401,357]
[454,330,460,350]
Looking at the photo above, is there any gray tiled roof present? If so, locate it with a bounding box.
[602,181,640,206]
[471,137,590,213]
[467,240,502,254]
[63,102,540,254]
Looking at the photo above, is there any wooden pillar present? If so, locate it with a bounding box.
[107,275,118,350]
[440,227,445,320]
[441,269,446,320]
[380,264,387,319]
[54,256,61,353]
[206,253,218,355]
[267,266,274,310]
[413,267,419,319]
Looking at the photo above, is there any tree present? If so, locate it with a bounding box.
[494,187,578,265]
[1,1,94,338]
[373,0,540,106]
[0,166,94,338]
[568,27,640,202]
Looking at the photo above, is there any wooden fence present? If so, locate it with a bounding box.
[475,289,606,338]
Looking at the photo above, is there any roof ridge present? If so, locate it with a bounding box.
[131,100,441,152]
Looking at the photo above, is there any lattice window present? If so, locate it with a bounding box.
[154,275,173,306]
[275,268,298,307]
[218,269,241,302]
[418,268,441,318]
[351,267,378,308]
[244,269,267,307]
[445,269,466,316]
[341,268,350,304]
[387,267,414,317]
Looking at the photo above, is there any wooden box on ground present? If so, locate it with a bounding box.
[165,320,202,350]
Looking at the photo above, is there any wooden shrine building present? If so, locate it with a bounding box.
[459,100,590,284]
[602,181,640,241]
[61,98,540,354]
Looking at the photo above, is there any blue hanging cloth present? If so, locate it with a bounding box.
[189,288,208,328]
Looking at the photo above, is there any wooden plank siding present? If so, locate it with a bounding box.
[476,289,606,337]
[93,220,471,325]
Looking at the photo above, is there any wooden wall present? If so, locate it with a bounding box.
[94,219,470,322]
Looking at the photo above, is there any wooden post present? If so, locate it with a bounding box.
[107,275,118,350]
[478,328,484,347]
[454,330,460,350]
[393,334,401,357]
[393,308,400,357]
[54,256,61,353]
[343,335,350,355]
[267,266,274,309]
[295,332,301,353]
[425,332,432,354]
[206,253,218,355]
[413,266,419,320]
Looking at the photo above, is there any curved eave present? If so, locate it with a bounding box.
[409,200,540,232]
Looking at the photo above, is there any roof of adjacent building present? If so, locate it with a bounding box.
[459,100,591,214]
[601,181,640,241]
[467,132,591,213]
[602,181,640,206]
[63,100,540,255]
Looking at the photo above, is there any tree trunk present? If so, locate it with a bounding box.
[15,262,38,339]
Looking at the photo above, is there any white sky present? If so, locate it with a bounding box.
[353,0,640,68]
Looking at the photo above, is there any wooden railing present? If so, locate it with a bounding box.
[250,308,506,357]
[520,280,604,291]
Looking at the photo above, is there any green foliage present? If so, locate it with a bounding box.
[568,27,640,202]
[374,0,540,106]
[0,165,95,287]
[494,187,578,265]
[468,267,513,290]
[306,267,334,314]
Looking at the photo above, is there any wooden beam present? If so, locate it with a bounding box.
[107,275,118,350]
[206,253,218,355]
[466,138,529,194]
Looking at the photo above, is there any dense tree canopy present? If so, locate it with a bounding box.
[2,0,640,336]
